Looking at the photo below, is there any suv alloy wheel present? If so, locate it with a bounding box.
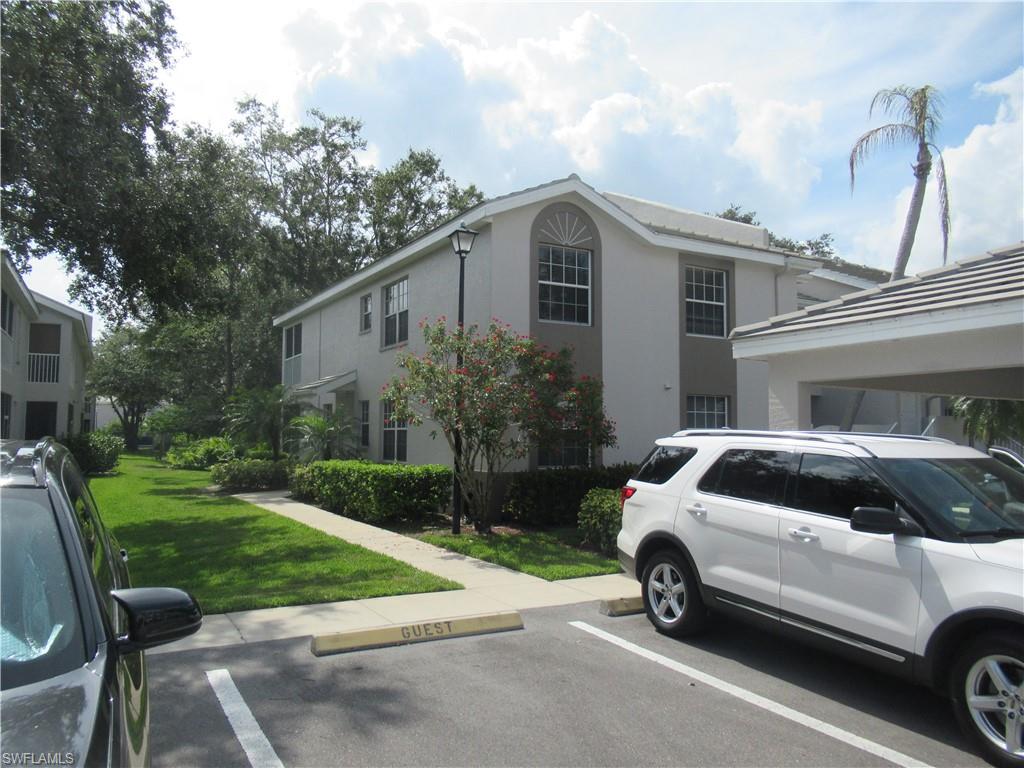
[641,550,707,638]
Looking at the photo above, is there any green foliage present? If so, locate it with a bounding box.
[578,488,623,557]
[244,444,275,460]
[63,431,125,475]
[88,326,166,450]
[211,459,291,491]
[383,319,616,532]
[1,0,178,315]
[950,397,1024,446]
[165,436,238,470]
[225,385,295,460]
[290,461,452,525]
[286,408,359,463]
[715,205,835,260]
[503,463,638,527]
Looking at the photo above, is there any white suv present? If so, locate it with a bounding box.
[618,430,1024,768]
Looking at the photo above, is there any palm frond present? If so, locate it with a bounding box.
[928,143,951,265]
[869,86,913,121]
[848,123,917,190]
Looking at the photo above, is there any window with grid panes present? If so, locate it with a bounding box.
[538,245,591,325]
[383,279,408,347]
[382,401,407,461]
[686,395,729,428]
[685,267,727,337]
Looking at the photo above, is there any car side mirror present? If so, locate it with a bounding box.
[111,587,203,653]
[850,506,923,537]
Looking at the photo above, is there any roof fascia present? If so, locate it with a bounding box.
[2,257,41,319]
[731,300,1024,360]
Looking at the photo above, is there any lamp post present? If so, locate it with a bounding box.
[448,222,478,534]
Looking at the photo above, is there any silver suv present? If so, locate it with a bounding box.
[618,430,1024,768]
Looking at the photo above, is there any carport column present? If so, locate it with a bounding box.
[767,367,812,430]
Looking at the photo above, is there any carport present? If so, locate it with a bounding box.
[730,243,1024,431]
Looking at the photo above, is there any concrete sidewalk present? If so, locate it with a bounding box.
[152,490,640,655]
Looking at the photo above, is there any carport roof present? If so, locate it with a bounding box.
[731,243,1024,341]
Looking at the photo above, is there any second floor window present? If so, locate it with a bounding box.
[685,266,727,337]
[384,278,408,347]
[539,245,591,325]
[285,323,302,359]
[1,290,13,336]
[360,294,372,333]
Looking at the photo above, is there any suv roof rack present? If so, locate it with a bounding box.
[670,429,955,446]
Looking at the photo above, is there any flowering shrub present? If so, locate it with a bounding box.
[382,318,616,532]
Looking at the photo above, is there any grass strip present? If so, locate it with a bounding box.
[89,454,460,614]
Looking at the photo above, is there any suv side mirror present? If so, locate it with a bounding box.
[111,587,203,653]
[850,506,923,537]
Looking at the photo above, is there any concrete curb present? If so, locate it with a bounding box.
[599,597,644,617]
[310,611,524,656]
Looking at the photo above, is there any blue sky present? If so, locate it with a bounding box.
[25,1,1024,328]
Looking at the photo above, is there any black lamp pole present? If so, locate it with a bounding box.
[448,223,478,534]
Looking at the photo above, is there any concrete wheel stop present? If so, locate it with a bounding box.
[310,611,524,656]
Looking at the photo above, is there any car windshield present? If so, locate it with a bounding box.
[1,490,88,690]
[879,457,1024,535]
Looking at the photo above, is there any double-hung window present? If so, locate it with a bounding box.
[359,400,370,447]
[382,401,407,462]
[360,294,372,333]
[686,395,729,429]
[383,278,408,347]
[685,266,727,337]
[539,245,591,325]
[283,323,302,386]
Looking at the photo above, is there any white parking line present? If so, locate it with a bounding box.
[569,621,932,768]
[206,669,285,768]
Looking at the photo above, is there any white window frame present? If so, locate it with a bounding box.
[686,395,729,429]
[381,401,407,462]
[284,323,302,359]
[359,400,370,448]
[685,266,728,338]
[383,278,409,348]
[359,293,372,333]
[538,244,592,326]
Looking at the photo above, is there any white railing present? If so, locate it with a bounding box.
[283,356,301,386]
[28,352,60,383]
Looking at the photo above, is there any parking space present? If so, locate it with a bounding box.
[147,603,986,767]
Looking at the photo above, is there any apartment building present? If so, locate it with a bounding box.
[1,254,93,440]
[274,175,843,467]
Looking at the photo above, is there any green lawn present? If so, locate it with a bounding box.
[89,454,460,614]
[419,529,620,581]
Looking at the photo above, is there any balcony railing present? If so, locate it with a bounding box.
[28,352,60,383]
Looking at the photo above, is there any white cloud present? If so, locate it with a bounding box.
[729,99,823,198]
[851,68,1024,272]
[551,93,649,171]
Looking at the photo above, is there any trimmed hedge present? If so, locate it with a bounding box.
[166,436,239,470]
[578,488,621,557]
[64,432,125,475]
[290,460,452,524]
[211,459,291,491]
[502,463,638,527]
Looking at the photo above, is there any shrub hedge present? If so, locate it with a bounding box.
[290,460,452,524]
[578,488,622,557]
[211,459,291,491]
[501,463,638,527]
[166,436,239,470]
[64,431,125,475]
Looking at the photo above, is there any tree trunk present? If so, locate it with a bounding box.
[890,143,932,282]
[225,320,235,397]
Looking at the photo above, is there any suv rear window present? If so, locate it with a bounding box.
[634,446,698,484]
[698,449,791,504]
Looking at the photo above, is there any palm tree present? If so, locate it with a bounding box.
[286,409,359,462]
[850,85,951,281]
[950,397,1024,447]
[225,385,294,460]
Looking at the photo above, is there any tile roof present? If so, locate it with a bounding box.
[732,243,1024,339]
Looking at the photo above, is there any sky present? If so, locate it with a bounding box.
[23,1,1024,335]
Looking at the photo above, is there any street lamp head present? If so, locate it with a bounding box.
[449,222,479,257]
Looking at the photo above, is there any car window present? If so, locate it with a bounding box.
[881,457,1024,532]
[791,453,896,520]
[697,449,790,504]
[1,490,88,690]
[634,446,698,484]
[62,461,123,632]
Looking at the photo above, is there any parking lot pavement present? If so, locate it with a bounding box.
[147,602,986,768]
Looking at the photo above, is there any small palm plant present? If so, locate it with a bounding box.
[950,397,1024,447]
[286,408,360,462]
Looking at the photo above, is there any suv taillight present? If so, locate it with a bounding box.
[620,486,636,510]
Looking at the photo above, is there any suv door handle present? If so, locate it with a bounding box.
[788,527,819,542]
[686,503,706,519]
